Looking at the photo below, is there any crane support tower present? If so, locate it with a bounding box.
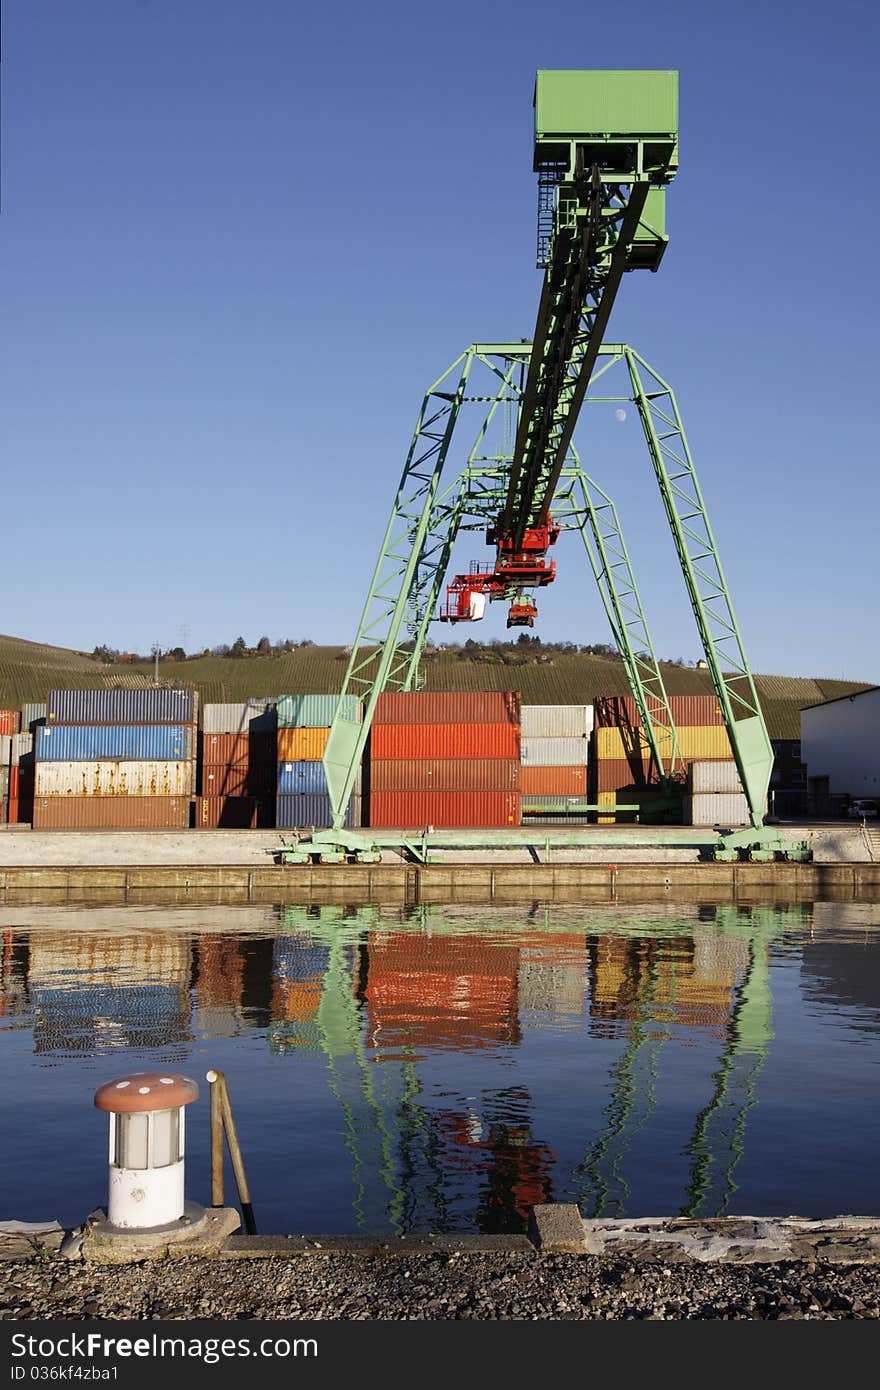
[284,70,794,865]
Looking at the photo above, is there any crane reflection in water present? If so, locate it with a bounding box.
[3,899,875,1233]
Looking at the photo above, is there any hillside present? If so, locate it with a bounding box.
[0,634,871,739]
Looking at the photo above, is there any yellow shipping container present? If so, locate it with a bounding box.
[277,727,330,761]
[597,789,616,825]
[595,725,732,762]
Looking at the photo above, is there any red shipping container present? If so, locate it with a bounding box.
[7,798,18,824]
[369,758,520,793]
[9,766,19,799]
[0,711,19,736]
[374,691,521,726]
[594,694,724,728]
[195,796,259,829]
[200,732,276,765]
[371,723,518,760]
[369,791,521,828]
[520,765,588,796]
[200,764,276,798]
[32,797,190,829]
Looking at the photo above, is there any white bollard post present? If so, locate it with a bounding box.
[94,1072,199,1229]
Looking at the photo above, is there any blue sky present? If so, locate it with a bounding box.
[1,0,877,679]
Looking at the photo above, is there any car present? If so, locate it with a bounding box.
[847,799,878,819]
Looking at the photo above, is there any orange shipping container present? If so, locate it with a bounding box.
[32,797,190,829]
[371,722,518,760]
[369,758,520,793]
[370,791,520,828]
[594,694,724,728]
[374,691,520,726]
[0,711,19,736]
[276,727,329,762]
[520,765,588,796]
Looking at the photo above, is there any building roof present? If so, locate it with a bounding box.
[801,686,880,713]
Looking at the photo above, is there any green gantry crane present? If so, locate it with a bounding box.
[283,70,794,865]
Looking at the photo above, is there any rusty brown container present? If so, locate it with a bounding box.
[199,764,276,798]
[371,723,519,760]
[520,765,588,796]
[374,691,521,726]
[369,791,521,828]
[32,797,190,829]
[594,694,724,728]
[594,757,660,792]
[0,711,20,736]
[194,796,259,829]
[200,732,276,766]
[369,758,520,793]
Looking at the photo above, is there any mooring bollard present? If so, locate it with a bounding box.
[94,1071,198,1229]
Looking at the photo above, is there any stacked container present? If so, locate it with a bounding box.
[7,731,35,825]
[685,759,751,826]
[592,693,730,823]
[519,705,592,820]
[32,688,196,829]
[276,694,362,830]
[197,700,277,828]
[370,691,521,828]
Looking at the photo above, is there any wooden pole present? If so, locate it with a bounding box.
[206,1070,224,1208]
[218,1074,257,1235]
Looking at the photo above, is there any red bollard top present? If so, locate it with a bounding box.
[94,1072,199,1114]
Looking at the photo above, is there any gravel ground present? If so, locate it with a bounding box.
[3,1252,880,1320]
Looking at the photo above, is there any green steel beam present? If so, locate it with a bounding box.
[624,348,774,829]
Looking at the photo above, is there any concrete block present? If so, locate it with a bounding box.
[527,1203,588,1253]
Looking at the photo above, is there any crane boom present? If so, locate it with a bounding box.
[445,70,679,625]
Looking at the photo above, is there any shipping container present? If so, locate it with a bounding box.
[520,735,589,766]
[274,761,362,797]
[200,732,276,766]
[276,695,361,729]
[276,727,330,762]
[201,701,277,735]
[595,757,659,793]
[194,797,260,829]
[520,705,593,738]
[0,711,20,736]
[689,760,743,794]
[684,792,752,827]
[21,702,47,732]
[34,761,195,798]
[369,791,521,828]
[31,797,191,829]
[11,734,34,766]
[275,793,359,829]
[35,723,194,763]
[374,691,520,726]
[594,694,724,728]
[522,795,592,813]
[371,723,518,761]
[595,725,732,762]
[0,767,9,798]
[200,764,277,798]
[0,735,11,768]
[46,688,196,726]
[369,758,520,793]
[520,765,588,796]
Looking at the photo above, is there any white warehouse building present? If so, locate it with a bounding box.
[801,686,880,805]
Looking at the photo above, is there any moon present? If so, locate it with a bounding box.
[614,408,627,422]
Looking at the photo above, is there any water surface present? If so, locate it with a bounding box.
[1,899,878,1233]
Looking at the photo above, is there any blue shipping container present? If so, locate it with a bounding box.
[276,695,361,729]
[36,724,194,762]
[47,689,196,726]
[276,794,356,829]
[277,761,328,796]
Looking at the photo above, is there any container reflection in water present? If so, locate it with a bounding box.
[1,900,879,1235]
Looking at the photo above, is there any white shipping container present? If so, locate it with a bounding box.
[689,760,743,794]
[0,735,11,768]
[35,760,195,798]
[520,705,593,739]
[685,792,751,827]
[11,733,33,765]
[202,700,277,734]
[520,736,590,767]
